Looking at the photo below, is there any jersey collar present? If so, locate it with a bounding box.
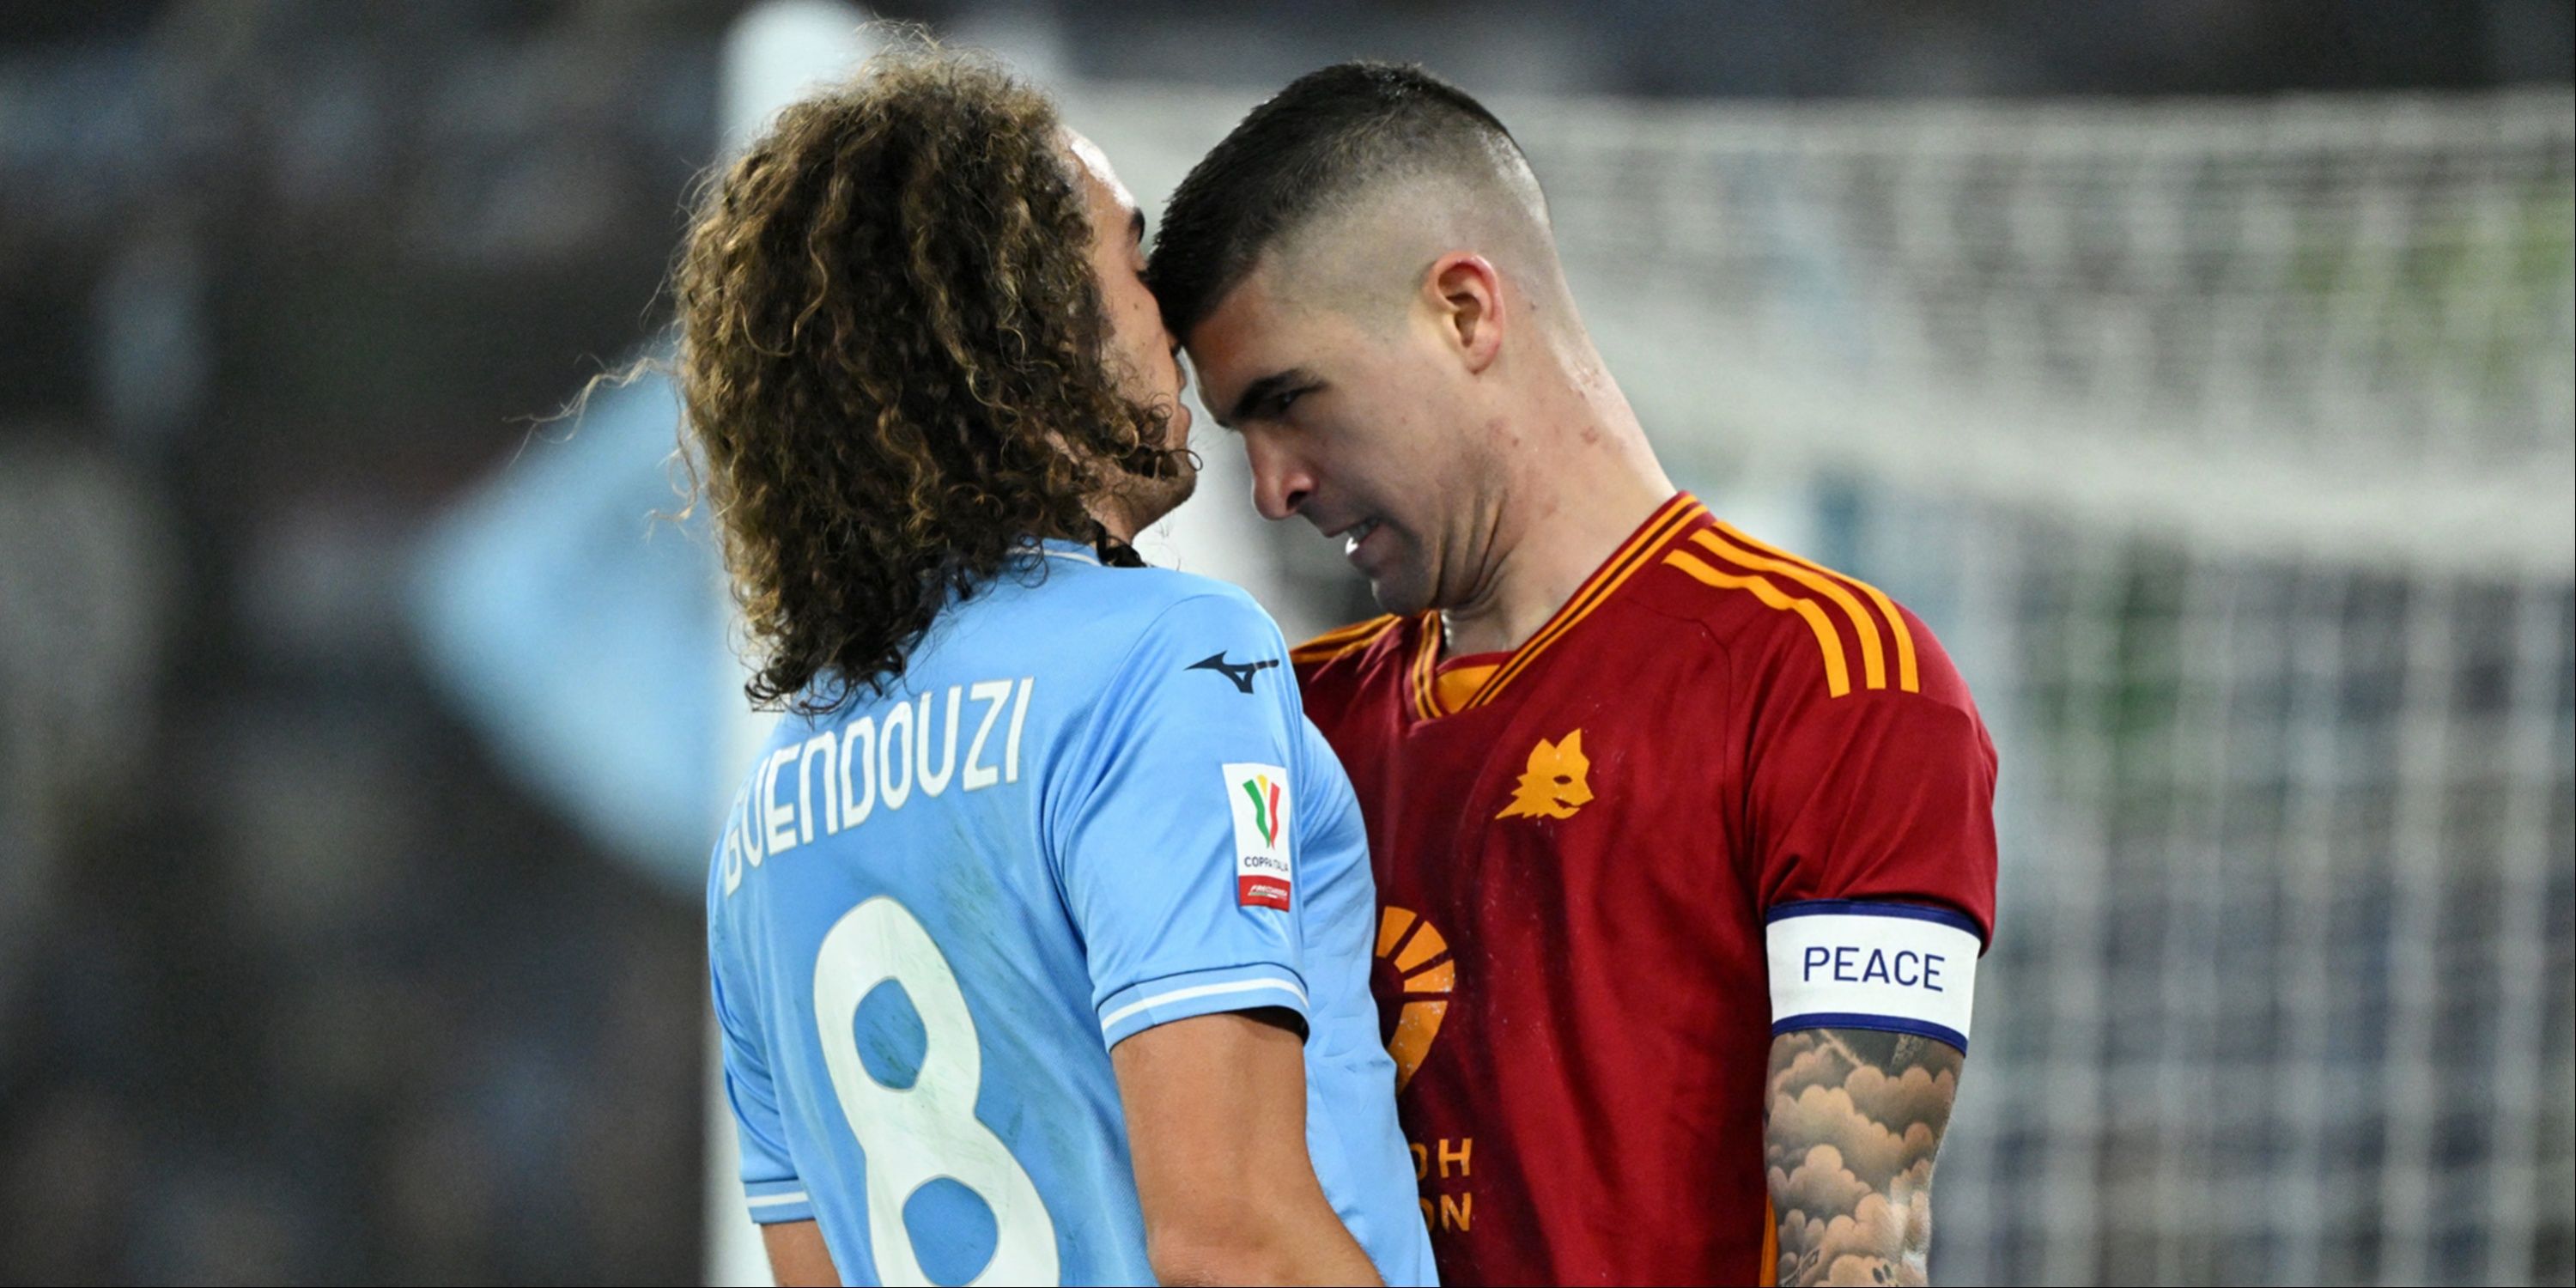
[1408,491,1709,720]
[1025,537,1103,567]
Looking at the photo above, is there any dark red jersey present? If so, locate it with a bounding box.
[1292,492,1998,1286]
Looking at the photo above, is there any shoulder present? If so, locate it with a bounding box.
[1087,564,1273,631]
[1023,568,1311,743]
[1117,565,1277,622]
[1288,613,1405,680]
[1635,517,1978,717]
[1287,613,1407,720]
[993,562,1287,672]
[1101,568,1291,677]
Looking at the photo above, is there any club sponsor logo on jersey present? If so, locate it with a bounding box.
[1495,728,1593,820]
[1373,906,1453,1093]
[1222,762,1292,909]
[1376,905,1475,1231]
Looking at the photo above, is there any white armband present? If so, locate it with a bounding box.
[1766,900,1982,1052]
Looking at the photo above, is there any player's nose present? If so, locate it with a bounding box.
[1242,434,1313,522]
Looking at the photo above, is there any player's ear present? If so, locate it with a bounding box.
[1425,252,1504,374]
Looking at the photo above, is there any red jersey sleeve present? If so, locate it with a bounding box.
[1741,601,1999,943]
[1290,615,1401,747]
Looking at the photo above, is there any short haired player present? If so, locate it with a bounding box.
[677,49,1432,1286]
[1151,63,1998,1286]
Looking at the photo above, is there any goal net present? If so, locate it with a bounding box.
[1079,84,2576,1286]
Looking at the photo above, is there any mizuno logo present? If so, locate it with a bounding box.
[1187,652,1279,695]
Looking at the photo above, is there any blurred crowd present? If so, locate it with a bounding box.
[0,1,2562,1282]
[0,2,725,1279]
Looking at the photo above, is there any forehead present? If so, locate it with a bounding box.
[1186,265,1291,372]
[1187,262,1360,410]
[1060,129,1138,222]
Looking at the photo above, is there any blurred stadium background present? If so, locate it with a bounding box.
[2,1,2568,1284]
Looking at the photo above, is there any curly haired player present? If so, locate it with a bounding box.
[1153,62,1998,1287]
[679,46,1431,1286]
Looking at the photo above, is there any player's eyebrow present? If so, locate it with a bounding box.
[1223,368,1315,429]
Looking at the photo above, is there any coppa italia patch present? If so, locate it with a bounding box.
[1222,762,1292,909]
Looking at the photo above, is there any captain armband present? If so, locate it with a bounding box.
[1765,900,1981,1053]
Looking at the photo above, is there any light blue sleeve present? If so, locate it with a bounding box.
[708,862,813,1225]
[1050,590,1315,1049]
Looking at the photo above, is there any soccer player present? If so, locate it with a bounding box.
[1151,64,1999,1286]
[677,51,1432,1286]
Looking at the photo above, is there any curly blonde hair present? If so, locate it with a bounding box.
[674,46,1184,714]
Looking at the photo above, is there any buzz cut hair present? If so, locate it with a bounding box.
[1147,61,1532,341]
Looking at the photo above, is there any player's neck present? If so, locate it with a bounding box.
[1439,377,1673,659]
[1082,483,1176,548]
[1085,501,1139,546]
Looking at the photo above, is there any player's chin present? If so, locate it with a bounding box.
[1362,557,1435,617]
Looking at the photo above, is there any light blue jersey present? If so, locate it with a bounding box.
[708,540,1433,1286]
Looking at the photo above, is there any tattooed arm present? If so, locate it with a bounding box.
[1764,1028,1964,1287]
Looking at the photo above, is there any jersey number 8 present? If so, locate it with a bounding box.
[813,896,1060,1285]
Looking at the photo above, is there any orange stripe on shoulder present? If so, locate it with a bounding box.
[1689,529,1888,692]
[1662,548,1853,698]
[1714,523,1919,693]
[1289,614,1400,664]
